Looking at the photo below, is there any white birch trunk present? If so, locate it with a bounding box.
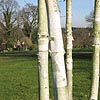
[90,0,100,100]
[38,0,49,100]
[46,0,68,100]
[66,0,73,100]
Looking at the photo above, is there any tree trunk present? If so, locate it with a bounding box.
[38,0,49,100]
[66,0,73,100]
[29,32,32,40]
[90,0,100,100]
[46,0,68,100]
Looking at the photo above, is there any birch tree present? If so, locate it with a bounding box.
[38,0,49,100]
[66,0,73,100]
[46,0,68,100]
[90,0,100,100]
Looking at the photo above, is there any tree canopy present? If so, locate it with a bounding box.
[0,0,38,50]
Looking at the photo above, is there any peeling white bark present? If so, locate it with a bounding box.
[46,0,68,100]
[38,0,49,100]
[52,53,67,88]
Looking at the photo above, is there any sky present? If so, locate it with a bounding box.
[16,0,94,28]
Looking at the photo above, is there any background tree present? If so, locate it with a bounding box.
[0,0,38,50]
[19,3,38,42]
[72,28,93,48]
[0,0,19,35]
[86,11,94,27]
[0,0,20,47]
[0,22,6,45]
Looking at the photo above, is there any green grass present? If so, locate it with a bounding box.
[73,58,92,100]
[0,55,99,100]
[0,56,38,100]
[0,56,54,100]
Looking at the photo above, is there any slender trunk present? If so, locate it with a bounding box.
[90,0,100,100]
[66,0,73,100]
[38,0,49,100]
[29,32,32,40]
[46,0,68,100]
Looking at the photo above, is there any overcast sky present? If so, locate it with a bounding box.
[16,0,94,28]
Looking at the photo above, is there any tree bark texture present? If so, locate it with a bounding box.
[46,0,68,100]
[38,0,49,100]
[66,0,73,100]
[90,0,100,100]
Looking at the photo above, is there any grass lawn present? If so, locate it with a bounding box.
[73,58,92,100]
[0,56,39,100]
[0,54,99,100]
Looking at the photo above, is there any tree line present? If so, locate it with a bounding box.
[0,0,38,51]
[0,0,94,51]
